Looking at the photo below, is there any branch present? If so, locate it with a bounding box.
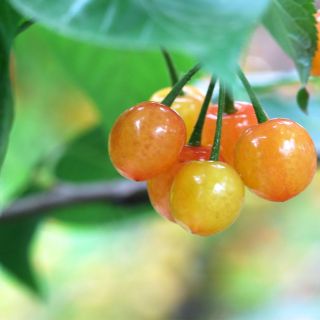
[0,180,148,222]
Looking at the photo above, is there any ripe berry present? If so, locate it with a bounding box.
[201,102,257,167]
[150,86,204,141]
[170,161,245,236]
[147,145,211,222]
[235,119,317,202]
[109,101,187,181]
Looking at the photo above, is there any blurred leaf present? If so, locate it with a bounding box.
[53,126,151,226]
[32,26,196,132]
[0,2,21,172]
[0,26,99,204]
[9,0,271,84]
[0,1,21,40]
[52,202,151,226]
[16,18,35,36]
[56,126,119,182]
[258,92,320,153]
[0,217,41,294]
[297,87,309,114]
[262,0,317,87]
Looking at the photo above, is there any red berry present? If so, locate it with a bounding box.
[201,102,257,167]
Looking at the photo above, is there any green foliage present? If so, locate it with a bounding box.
[297,87,310,114]
[56,126,118,182]
[0,2,21,172]
[262,0,317,112]
[262,0,317,87]
[9,0,271,84]
[52,201,152,226]
[33,26,196,133]
[0,217,41,294]
[0,0,319,296]
[0,4,41,293]
[0,25,94,204]
[53,126,152,226]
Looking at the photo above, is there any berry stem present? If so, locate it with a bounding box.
[224,87,237,114]
[188,76,216,147]
[161,63,202,107]
[210,81,225,161]
[236,67,268,124]
[161,48,179,87]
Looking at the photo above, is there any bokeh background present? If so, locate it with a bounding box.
[1,4,320,319]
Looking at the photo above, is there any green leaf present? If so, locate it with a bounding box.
[9,0,271,84]
[0,24,100,204]
[0,217,41,294]
[53,126,152,226]
[56,126,119,182]
[31,26,196,132]
[262,0,317,87]
[297,86,310,114]
[0,1,21,172]
[52,201,151,226]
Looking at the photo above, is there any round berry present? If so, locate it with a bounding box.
[170,161,245,236]
[147,145,211,222]
[150,86,204,141]
[234,118,317,202]
[109,101,187,181]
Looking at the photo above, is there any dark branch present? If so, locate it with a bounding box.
[0,180,148,222]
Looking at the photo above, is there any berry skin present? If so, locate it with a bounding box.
[311,10,320,77]
[235,119,317,202]
[147,145,211,222]
[150,86,204,141]
[201,102,257,167]
[109,101,187,181]
[170,161,245,236]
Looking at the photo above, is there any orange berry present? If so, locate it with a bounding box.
[109,102,186,181]
[235,119,317,202]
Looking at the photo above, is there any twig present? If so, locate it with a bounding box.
[0,180,148,222]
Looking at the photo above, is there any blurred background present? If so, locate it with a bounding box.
[1,5,320,319]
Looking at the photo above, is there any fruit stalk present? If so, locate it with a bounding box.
[236,67,268,124]
[210,81,225,161]
[161,48,179,87]
[188,75,216,147]
[224,87,237,114]
[161,63,202,107]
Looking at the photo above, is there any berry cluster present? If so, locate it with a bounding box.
[109,63,317,237]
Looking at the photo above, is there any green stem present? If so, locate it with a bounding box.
[188,76,216,147]
[224,87,237,114]
[236,67,268,124]
[161,48,179,87]
[210,81,225,161]
[161,63,202,107]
